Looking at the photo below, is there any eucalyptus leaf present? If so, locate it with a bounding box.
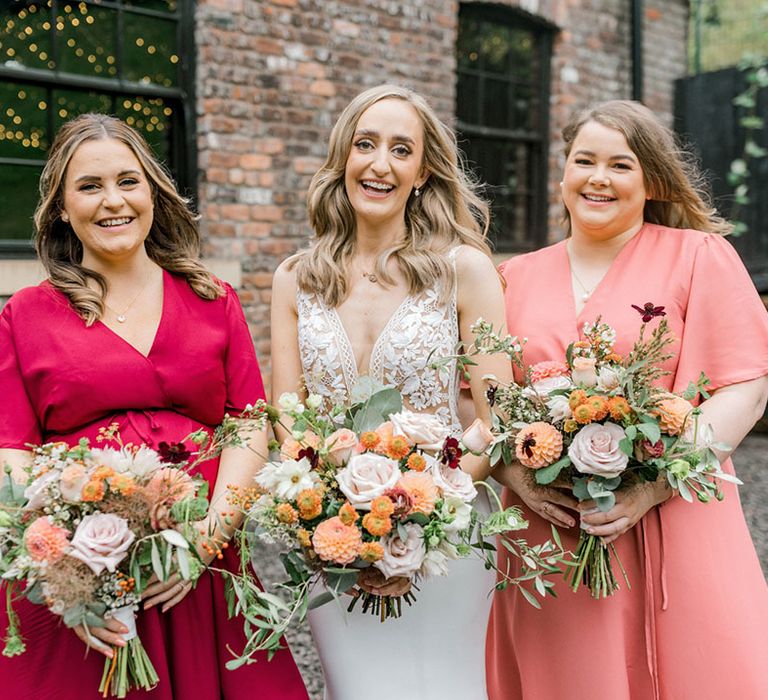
[637,423,661,444]
[594,494,616,511]
[534,457,570,485]
[308,591,335,610]
[325,569,359,595]
[351,388,403,432]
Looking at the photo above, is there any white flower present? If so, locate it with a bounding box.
[523,375,572,398]
[439,496,473,532]
[23,470,58,511]
[69,513,135,576]
[335,453,401,510]
[682,419,715,449]
[596,366,621,392]
[306,394,323,410]
[420,548,450,579]
[254,462,280,493]
[270,458,319,500]
[389,410,449,451]
[375,522,426,578]
[91,446,162,477]
[546,394,573,423]
[430,457,477,502]
[278,392,302,412]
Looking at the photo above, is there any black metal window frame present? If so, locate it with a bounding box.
[456,3,556,253]
[0,0,197,257]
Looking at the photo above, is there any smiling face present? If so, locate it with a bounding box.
[60,137,154,268]
[562,120,647,242]
[344,97,428,233]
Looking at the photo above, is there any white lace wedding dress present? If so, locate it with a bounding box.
[297,250,494,700]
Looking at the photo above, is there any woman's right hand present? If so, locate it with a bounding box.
[494,461,578,528]
[72,617,130,658]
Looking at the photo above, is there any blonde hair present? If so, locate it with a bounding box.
[34,113,223,325]
[292,84,492,307]
[562,100,732,235]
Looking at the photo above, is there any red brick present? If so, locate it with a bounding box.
[240,154,272,170]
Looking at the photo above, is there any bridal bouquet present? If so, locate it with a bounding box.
[222,385,567,668]
[0,405,267,698]
[471,305,735,598]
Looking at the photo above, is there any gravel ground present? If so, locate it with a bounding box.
[251,434,768,699]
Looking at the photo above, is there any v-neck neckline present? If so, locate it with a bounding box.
[96,269,167,360]
[566,225,646,330]
[329,292,413,379]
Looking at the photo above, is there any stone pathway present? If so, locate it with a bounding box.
[252,434,768,700]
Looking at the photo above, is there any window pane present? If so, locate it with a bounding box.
[456,72,480,125]
[0,82,49,158]
[457,17,481,71]
[115,96,175,163]
[0,2,52,70]
[478,24,513,75]
[484,77,511,130]
[52,89,113,128]
[0,164,42,241]
[123,14,179,87]
[58,4,117,78]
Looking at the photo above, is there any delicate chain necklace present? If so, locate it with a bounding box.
[570,265,595,302]
[104,269,154,323]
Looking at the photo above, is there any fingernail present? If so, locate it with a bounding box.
[117,639,127,647]
[161,605,168,613]
[144,602,153,610]
[584,526,595,534]
[105,650,114,658]
[565,518,576,528]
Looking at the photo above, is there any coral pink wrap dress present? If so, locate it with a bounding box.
[486,224,768,700]
[0,271,308,699]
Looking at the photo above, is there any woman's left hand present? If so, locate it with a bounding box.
[579,479,672,545]
[142,573,195,613]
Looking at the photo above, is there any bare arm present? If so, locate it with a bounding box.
[270,261,306,441]
[454,247,515,481]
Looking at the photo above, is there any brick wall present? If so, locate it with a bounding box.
[195,0,688,375]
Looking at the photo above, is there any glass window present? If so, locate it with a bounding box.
[0,0,193,255]
[456,4,556,252]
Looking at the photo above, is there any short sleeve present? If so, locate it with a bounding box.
[222,284,266,413]
[673,233,768,394]
[0,301,42,448]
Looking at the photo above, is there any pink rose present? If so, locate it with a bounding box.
[69,513,135,576]
[571,357,598,387]
[429,457,477,502]
[374,522,426,578]
[568,422,628,478]
[324,428,358,467]
[59,464,90,503]
[335,453,401,510]
[389,410,449,451]
[461,418,494,454]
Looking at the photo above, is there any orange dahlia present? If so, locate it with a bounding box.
[406,453,427,472]
[108,473,137,496]
[81,478,106,502]
[338,502,359,526]
[652,393,693,436]
[397,471,438,515]
[514,422,563,469]
[359,431,381,451]
[362,512,392,537]
[24,517,69,563]
[360,542,385,563]
[92,466,115,480]
[385,435,412,460]
[296,488,323,520]
[276,503,299,525]
[311,517,362,565]
[587,395,609,421]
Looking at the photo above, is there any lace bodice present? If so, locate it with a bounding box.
[297,249,461,434]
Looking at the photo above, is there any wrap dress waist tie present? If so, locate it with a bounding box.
[641,504,669,700]
[120,409,163,446]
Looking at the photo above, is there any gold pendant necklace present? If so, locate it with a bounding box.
[104,269,154,323]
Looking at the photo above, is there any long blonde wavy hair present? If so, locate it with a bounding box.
[291,84,492,307]
[562,100,732,235]
[34,113,222,325]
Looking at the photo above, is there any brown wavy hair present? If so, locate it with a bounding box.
[291,84,492,307]
[34,113,222,325]
[562,100,732,235]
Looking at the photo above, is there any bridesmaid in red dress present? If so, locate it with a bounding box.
[0,114,308,699]
[486,101,768,699]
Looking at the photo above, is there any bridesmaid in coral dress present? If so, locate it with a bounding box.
[0,114,308,699]
[486,101,768,700]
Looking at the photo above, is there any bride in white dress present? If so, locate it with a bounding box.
[270,84,513,700]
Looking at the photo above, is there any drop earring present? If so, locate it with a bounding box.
[414,187,421,197]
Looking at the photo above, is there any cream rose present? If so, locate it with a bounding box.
[571,357,598,387]
[23,470,58,511]
[68,513,135,576]
[59,464,90,502]
[430,457,477,502]
[461,418,494,454]
[596,366,621,392]
[374,522,426,578]
[335,453,401,510]
[324,428,358,467]
[523,375,572,398]
[389,410,449,451]
[568,422,628,478]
